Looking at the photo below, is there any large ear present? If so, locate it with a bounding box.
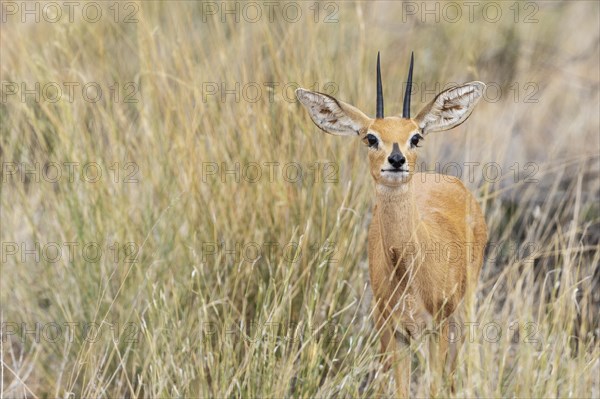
[415,81,485,134]
[296,88,372,136]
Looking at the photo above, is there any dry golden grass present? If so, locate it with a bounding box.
[1,1,598,397]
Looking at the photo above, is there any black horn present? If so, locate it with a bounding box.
[376,51,384,118]
[402,51,414,118]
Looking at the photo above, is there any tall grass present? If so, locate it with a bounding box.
[1,1,598,397]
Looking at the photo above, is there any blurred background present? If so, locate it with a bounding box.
[1,1,598,397]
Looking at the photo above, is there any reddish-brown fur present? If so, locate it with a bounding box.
[296,82,487,397]
[366,117,487,397]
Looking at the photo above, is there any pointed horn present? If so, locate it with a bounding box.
[402,51,414,118]
[376,51,384,118]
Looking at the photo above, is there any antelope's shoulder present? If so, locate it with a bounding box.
[413,173,470,203]
[413,174,484,231]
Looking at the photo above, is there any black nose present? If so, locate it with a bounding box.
[388,153,406,168]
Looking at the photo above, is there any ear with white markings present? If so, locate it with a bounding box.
[415,82,485,135]
[296,88,372,136]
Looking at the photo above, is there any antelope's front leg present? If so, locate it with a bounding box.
[393,328,412,398]
[446,314,465,393]
[374,309,411,398]
[429,321,453,398]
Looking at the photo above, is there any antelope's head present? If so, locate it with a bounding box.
[296,52,485,188]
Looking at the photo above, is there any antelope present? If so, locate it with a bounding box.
[296,53,487,397]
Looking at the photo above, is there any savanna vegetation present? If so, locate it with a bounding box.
[1,1,598,397]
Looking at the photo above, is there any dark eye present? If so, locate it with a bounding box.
[410,134,423,148]
[364,133,379,148]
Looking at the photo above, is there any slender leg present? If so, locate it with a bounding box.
[393,330,412,398]
[430,320,449,398]
[375,309,411,398]
[446,315,464,394]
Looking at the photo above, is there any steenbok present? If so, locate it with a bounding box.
[296,52,487,397]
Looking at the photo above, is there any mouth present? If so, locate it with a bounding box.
[380,168,410,185]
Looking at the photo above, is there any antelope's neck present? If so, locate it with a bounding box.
[375,182,420,253]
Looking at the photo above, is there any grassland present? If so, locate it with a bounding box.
[1,1,599,397]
